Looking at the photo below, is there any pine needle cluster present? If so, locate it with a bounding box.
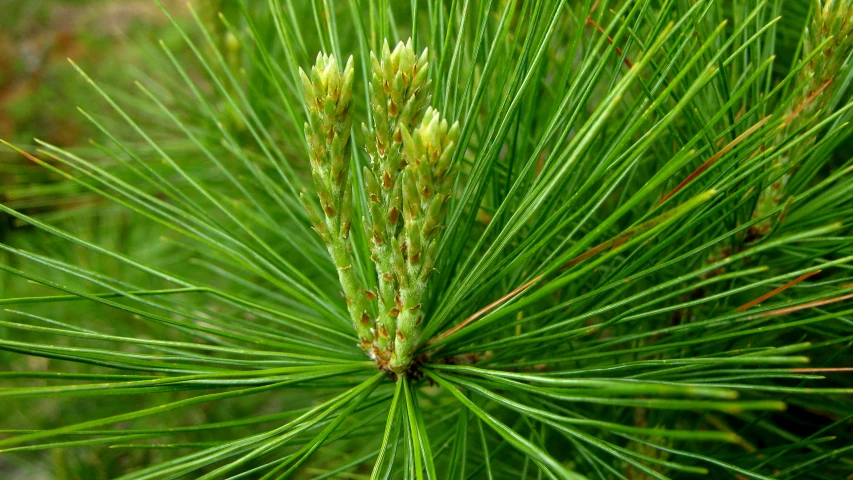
[300,41,458,373]
[1,1,853,478]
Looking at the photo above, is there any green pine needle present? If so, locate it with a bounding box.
[2,0,853,478]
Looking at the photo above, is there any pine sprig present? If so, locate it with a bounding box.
[298,53,374,352]
[393,107,460,371]
[302,41,458,373]
[362,39,432,366]
[752,0,853,237]
[0,0,852,478]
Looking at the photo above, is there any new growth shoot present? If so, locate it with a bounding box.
[300,40,460,374]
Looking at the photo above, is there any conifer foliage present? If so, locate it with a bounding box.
[2,0,853,478]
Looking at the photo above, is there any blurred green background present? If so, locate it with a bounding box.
[0,3,203,478]
[1,0,191,231]
[0,0,189,145]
